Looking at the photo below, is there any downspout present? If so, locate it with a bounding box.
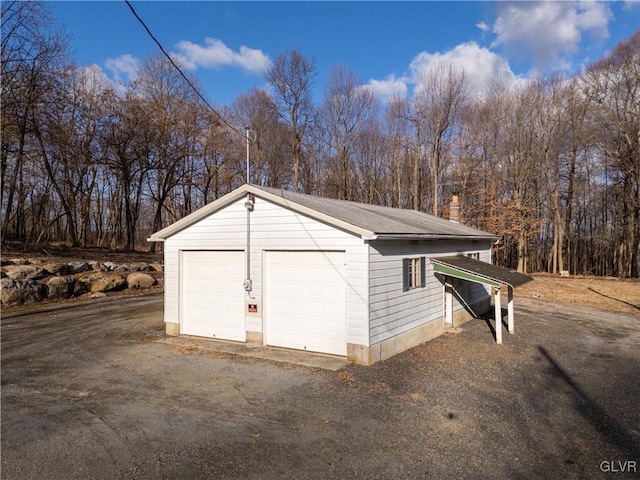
[244,192,254,298]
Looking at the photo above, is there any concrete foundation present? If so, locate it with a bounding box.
[163,299,491,366]
[246,331,263,347]
[348,319,443,365]
[166,322,180,336]
[348,298,490,366]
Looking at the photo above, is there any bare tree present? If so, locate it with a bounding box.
[414,63,468,216]
[317,65,378,201]
[100,93,154,251]
[32,64,112,246]
[265,47,316,192]
[583,32,640,277]
[534,76,593,274]
[355,119,386,205]
[130,54,203,251]
[194,111,238,205]
[500,85,544,273]
[232,88,290,188]
[1,1,70,242]
[382,97,413,208]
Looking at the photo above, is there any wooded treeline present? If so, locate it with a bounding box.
[2,2,639,276]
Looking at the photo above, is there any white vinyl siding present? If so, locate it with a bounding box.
[368,240,493,345]
[163,197,369,348]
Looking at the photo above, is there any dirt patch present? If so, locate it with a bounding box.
[514,274,640,315]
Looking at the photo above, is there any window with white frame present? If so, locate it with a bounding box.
[402,257,426,291]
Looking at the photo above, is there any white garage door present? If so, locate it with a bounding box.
[265,251,346,356]
[181,250,245,341]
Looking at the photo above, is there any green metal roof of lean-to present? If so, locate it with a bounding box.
[430,256,533,289]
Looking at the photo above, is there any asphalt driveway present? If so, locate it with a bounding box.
[2,294,639,479]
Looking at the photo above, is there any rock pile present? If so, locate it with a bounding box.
[1,258,163,306]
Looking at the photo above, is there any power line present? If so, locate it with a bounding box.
[124,0,246,139]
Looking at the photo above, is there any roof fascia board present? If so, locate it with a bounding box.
[373,234,498,241]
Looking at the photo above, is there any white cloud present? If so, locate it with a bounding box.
[476,21,490,33]
[174,37,271,74]
[105,54,140,86]
[365,75,408,102]
[490,1,612,71]
[576,1,611,38]
[408,42,521,98]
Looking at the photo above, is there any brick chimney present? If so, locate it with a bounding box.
[449,192,460,223]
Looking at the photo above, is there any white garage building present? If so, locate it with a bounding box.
[149,184,529,365]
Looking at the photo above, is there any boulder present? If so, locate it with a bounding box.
[115,262,152,272]
[73,280,89,296]
[8,258,30,266]
[46,276,76,299]
[1,278,47,306]
[89,261,106,272]
[1,265,48,281]
[131,262,152,271]
[102,262,118,271]
[149,263,164,272]
[126,272,157,289]
[42,262,71,276]
[67,261,90,274]
[78,272,126,293]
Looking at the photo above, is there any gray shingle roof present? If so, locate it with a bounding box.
[149,184,498,241]
[252,185,496,239]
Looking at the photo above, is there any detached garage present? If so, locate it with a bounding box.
[149,184,530,365]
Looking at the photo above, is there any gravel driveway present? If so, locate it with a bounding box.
[2,294,639,479]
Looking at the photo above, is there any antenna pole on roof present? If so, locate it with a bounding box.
[245,126,250,184]
[244,127,256,184]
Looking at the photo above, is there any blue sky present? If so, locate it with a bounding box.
[52,1,640,105]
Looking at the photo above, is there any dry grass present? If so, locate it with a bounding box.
[172,346,203,355]
[514,273,640,315]
[337,370,355,383]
